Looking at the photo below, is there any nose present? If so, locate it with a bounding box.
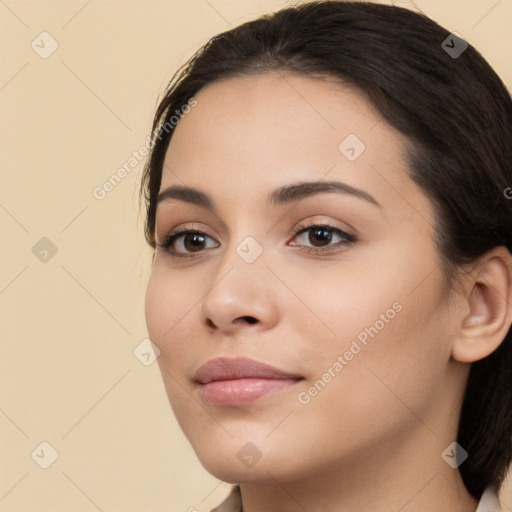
[201,246,279,335]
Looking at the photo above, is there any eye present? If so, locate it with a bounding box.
[156,224,219,260]
[289,222,356,255]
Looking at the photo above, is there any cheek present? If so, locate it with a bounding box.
[145,264,190,338]
[301,271,449,428]
[144,269,169,347]
[286,289,448,466]
[145,267,202,422]
[285,260,402,357]
[144,266,198,363]
[292,239,450,401]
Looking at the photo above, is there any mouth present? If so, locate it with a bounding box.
[194,356,304,407]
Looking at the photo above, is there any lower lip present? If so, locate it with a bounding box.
[199,378,301,407]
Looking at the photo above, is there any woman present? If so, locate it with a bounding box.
[140,1,512,510]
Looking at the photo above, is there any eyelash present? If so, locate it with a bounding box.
[156,221,356,260]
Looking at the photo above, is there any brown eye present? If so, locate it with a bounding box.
[289,223,356,255]
[307,227,334,247]
[181,233,207,252]
[157,229,219,258]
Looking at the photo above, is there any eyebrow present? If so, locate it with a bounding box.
[156,180,382,211]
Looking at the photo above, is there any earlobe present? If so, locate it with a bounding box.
[451,247,512,363]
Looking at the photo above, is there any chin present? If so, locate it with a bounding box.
[190,432,312,485]
[196,452,283,484]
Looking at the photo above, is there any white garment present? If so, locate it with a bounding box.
[475,485,501,512]
[210,484,502,512]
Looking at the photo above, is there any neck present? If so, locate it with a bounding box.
[238,428,479,512]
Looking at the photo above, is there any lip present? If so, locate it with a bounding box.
[194,357,303,407]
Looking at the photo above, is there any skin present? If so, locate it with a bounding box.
[145,71,512,511]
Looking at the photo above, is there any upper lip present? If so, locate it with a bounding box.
[194,357,303,384]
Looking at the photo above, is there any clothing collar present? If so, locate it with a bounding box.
[210,484,502,512]
[475,485,501,512]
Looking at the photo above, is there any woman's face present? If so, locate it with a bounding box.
[145,72,465,483]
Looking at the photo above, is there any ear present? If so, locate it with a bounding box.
[451,246,512,363]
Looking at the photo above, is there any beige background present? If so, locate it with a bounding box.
[1,0,511,510]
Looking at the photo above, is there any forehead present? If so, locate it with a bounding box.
[160,71,423,217]
[172,71,389,153]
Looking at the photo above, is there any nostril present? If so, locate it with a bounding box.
[241,316,258,324]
